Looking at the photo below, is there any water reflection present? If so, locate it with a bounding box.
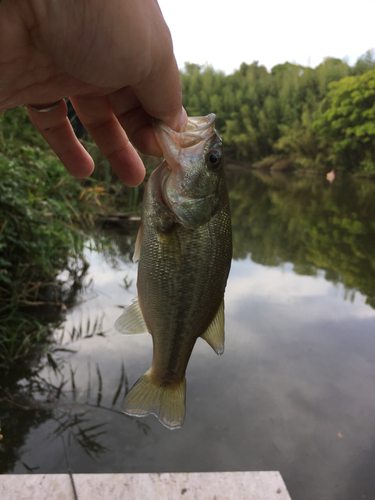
[1,170,375,500]
[228,167,375,308]
[0,311,151,474]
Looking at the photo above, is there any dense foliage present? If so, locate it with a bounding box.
[181,49,375,172]
[313,69,375,171]
[0,107,125,365]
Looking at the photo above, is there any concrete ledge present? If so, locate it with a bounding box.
[0,471,292,500]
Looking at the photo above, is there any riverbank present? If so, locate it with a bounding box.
[0,107,144,367]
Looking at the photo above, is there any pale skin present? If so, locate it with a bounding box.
[0,0,186,186]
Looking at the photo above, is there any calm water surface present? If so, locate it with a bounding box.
[2,169,375,500]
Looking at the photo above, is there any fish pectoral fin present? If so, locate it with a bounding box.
[132,225,142,263]
[200,299,225,355]
[122,370,186,430]
[114,297,149,335]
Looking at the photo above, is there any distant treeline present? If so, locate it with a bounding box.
[180,49,375,173]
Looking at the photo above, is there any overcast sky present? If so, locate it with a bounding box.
[158,0,375,74]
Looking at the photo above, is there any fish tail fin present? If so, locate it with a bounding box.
[122,369,186,430]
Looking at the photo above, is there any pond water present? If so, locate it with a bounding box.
[2,168,375,500]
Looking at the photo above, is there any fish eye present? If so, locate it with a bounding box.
[206,149,222,171]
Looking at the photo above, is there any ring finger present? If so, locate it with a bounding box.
[26,99,94,178]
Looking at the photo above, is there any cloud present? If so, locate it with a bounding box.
[159,0,375,73]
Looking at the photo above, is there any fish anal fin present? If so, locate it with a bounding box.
[122,370,186,430]
[114,297,149,335]
[132,224,142,263]
[201,299,225,355]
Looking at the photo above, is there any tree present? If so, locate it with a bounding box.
[313,69,375,171]
[352,49,375,76]
[179,52,375,170]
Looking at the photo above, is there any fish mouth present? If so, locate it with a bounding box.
[153,114,217,171]
[155,113,216,148]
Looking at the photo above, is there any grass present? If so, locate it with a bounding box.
[0,106,144,366]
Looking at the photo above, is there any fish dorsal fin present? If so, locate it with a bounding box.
[201,299,225,355]
[132,225,142,263]
[114,297,149,335]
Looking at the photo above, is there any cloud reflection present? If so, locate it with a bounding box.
[226,258,375,321]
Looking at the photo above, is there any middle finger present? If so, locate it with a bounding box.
[70,94,146,187]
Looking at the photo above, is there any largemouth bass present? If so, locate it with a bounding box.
[115,113,232,429]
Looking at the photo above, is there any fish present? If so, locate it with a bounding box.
[115,113,232,430]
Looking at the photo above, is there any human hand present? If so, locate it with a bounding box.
[0,0,186,186]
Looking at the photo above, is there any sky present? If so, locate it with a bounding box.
[158,0,375,74]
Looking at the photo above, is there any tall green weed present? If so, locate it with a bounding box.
[0,107,97,364]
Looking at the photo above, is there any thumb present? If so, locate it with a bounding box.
[133,57,187,132]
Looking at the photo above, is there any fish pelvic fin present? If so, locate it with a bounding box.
[132,225,142,263]
[201,299,225,355]
[114,297,149,335]
[122,369,186,430]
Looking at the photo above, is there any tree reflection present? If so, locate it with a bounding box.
[228,167,375,308]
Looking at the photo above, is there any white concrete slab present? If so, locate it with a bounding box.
[0,474,74,500]
[0,471,292,500]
